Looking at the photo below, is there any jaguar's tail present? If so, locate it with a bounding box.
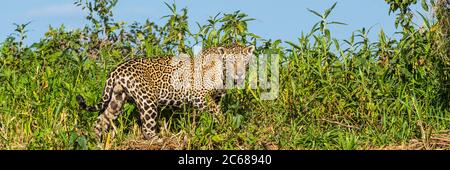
[77,76,115,112]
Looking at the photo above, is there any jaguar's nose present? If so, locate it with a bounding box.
[235,73,245,85]
[236,72,244,80]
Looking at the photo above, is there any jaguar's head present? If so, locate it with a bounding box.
[217,45,255,87]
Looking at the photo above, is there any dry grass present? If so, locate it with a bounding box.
[114,133,187,150]
[368,131,450,150]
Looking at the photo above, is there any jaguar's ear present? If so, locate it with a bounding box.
[217,47,226,55]
[245,45,255,55]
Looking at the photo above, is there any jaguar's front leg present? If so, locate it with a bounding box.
[194,95,224,124]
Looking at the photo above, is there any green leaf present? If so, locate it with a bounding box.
[69,131,77,146]
[333,38,340,50]
[307,8,322,18]
[325,29,331,39]
[421,0,429,11]
[212,134,224,143]
[417,11,430,29]
[328,21,347,25]
[232,114,244,129]
[324,2,337,18]
[286,41,301,50]
[76,136,88,150]
[247,32,261,39]
[63,82,72,91]
[53,99,64,116]
[164,2,175,13]
[47,51,62,63]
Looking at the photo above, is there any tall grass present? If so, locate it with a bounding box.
[0,0,448,150]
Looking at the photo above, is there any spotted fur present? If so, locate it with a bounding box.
[77,45,255,140]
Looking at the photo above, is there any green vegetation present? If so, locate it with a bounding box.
[0,0,448,150]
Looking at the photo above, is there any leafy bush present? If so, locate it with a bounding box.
[0,0,448,150]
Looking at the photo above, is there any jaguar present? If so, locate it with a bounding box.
[76,44,255,140]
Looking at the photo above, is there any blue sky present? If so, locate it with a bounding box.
[0,0,428,45]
